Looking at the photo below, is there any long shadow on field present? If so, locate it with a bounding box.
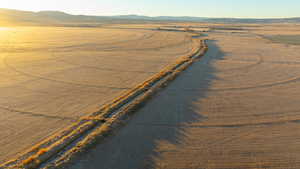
[65,40,225,169]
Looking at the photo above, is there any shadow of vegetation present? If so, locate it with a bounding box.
[64,40,225,169]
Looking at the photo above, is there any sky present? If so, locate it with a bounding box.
[1,0,300,18]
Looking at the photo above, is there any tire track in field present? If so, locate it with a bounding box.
[102,34,192,52]
[57,58,158,74]
[2,55,131,90]
[213,109,300,119]
[56,31,155,51]
[167,59,300,92]
[0,76,121,122]
[167,69,300,92]
[208,74,300,92]
[0,106,76,121]
[132,117,300,128]
[219,55,264,73]
[39,32,192,75]
[2,31,154,53]
[225,58,300,66]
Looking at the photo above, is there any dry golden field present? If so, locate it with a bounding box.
[0,26,197,164]
[64,24,300,169]
[2,23,300,169]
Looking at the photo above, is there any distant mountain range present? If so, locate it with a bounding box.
[1,8,300,26]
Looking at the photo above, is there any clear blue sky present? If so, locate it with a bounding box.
[1,0,300,18]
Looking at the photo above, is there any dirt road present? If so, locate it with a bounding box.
[66,31,300,169]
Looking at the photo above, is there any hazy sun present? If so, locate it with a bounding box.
[1,1,40,11]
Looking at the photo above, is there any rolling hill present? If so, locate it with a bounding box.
[0,8,299,26]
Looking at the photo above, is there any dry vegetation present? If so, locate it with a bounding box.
[263,35,300,45]
[0,25,206,169]
[44,40,207,169]
[10,39,206,169]
[5,22,300,169]
[0,26,193,166]
[60,23,300,169]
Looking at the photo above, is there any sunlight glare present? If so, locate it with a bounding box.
[1,1,41,12]
[0,27,10,31]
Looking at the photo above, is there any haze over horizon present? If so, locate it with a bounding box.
[1,0,300,18]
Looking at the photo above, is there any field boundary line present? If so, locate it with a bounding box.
[1,35,207,169]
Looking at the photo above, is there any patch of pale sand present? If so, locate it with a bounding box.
[66,31,300,169]
[0,26,196,163]
[250,24,300,36]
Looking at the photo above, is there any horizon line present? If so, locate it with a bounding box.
[1,8,300,20]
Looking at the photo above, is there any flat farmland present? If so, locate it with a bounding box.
[66,24,300,169]
[0,26,197,163]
